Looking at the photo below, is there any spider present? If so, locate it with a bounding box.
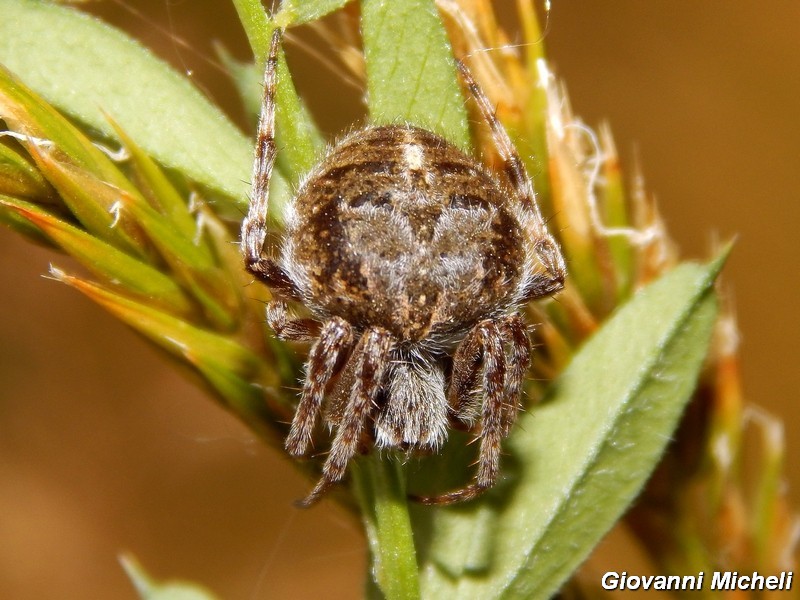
[241,28,566,507]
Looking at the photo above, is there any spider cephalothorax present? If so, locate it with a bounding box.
[241,29,566,506]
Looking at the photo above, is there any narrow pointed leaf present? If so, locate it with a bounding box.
[361,0,470,149]
[0,0,261,211]
[548,131,610,309]
[0,196,194,316]
[0,140,57,201]
[0,65,139,194]
[598,125,635,301]
[113,190,240,331]
[0,194,54,246]
[107,118,198,243]
[28,145,150,257]
[52,269,259,378]
[52,269,290,430]
[120,554,220,600]
[518,0,551,203]
[416,255,724,599]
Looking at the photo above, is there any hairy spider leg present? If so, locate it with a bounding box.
[240,28,301,300]
[266,300,321,341]
[474,325,508,492]
[285,317,354,458]
[297,328,393,507]
[446,315,530,429]
[455,59,566,301]
[416,316,530,505]
[454,60,542,228]
[497,315,531,433]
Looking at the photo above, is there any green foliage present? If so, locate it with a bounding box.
[0,1,726,598]
[277,0,354,25]
[361,0,470,149]
[0,0,260,213]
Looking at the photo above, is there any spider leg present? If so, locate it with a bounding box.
[497,314,531,434]
[447,322,484,426]
[455,60,541,224]
[455,60,566,300]
[474,324,507,492]
[266,300,321,341]
[240,27,302,300]
[297,327,393,507]
[418,317,524,505]
[446,314,529,428]
[285,317,353,457]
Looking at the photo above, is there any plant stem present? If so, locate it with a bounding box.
[230,0,272,66]
[353,454,421,600]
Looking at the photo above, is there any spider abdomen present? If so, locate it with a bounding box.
[284,125,526,340]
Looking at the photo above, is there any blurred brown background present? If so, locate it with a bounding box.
[1,2,797,598]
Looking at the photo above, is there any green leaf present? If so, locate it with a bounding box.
[414,256,724,599]
[26,144,150,258]
[517,0,551,205]
[277,0,353,25]
[361,0,470,149]
[0,0,260,212]
[51,269,291,440]
[0,66,153,257]
[112,188,240,331]
[108,118,199,244]
[215,45,263,129]
[0,194,54,246]
[0,64,140,194]
[0,139,57,201]
[120,553,220,600]
[598,126,635,302]
[0,196,194,317]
